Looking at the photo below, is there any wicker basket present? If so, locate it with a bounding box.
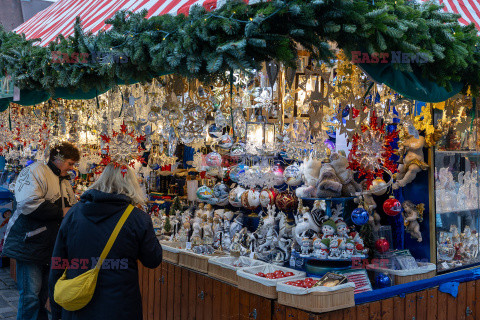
[277,286,355,313]
[208,256,267,286]
[208,262,238,285]
[366,262,436,285]
[239,276,278,298]
[179,250,227,273]
[237,265,305,299]
[159,241,185,264]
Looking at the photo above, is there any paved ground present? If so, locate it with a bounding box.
[0,266,18,320]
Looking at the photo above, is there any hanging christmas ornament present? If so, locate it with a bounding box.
[215,110,227,129]
[351,206,369,226]
[272,163,285,186]
[375,237,390,253]
[375,273,392,289]
[259,188,277,208]
[230,142,246,157]
[205,152,222,167]
[217,134,233,150]
[196,185,214,202]
[213,183,230,206]
[383,196,402,216]
[229,186,246,207]
[229,165,245,183]
[275,190,298,213]
[369,178,388,196]
[208,124,223,139]
[241,189,260,210]
[283,163,303,186]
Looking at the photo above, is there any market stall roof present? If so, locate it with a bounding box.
[424,0,480,32]
[14,0,260,47]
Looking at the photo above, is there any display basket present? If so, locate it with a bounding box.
[208,256,267,285]
[159,240,185,264]
[237,265,305,299]
[366,262,436,284]
[276,278,355,313]
[179,250,227,274]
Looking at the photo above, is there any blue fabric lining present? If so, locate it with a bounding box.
[355,266,480,304]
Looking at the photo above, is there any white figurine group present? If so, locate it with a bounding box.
[435,167,479,213]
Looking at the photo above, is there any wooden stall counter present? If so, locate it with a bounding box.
[138,261,480,320]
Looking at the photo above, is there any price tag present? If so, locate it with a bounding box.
[13,86,20,101]
[441,262,449,270]
[186,242,192,250]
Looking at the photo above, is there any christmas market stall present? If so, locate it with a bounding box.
[2,0,480,318]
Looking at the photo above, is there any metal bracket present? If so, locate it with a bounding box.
[466,307,473,316]
[159,276,165,284]
[250,309,257,319]
[198,291,204,300]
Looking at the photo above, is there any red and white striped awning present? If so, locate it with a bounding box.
[423,0,480,32]
[15,0,480,47]
[14,0,258,47]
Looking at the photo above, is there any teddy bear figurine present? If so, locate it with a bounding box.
[329,152,362,196]
[393,134,428,189]
[315,162,343,198]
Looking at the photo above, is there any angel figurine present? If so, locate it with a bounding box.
[401,201,424,242]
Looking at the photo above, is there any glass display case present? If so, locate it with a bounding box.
[433,106,480,273]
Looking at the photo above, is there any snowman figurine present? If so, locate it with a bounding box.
[329,236,341,258]
[300,236,313,257]
[321,220,337,239]
[318,239,330,259]
[345,240,355,258]
[312,238,322,257]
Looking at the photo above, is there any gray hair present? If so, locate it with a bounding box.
[88,163,147,206]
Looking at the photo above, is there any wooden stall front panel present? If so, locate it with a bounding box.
[136,262,480,320]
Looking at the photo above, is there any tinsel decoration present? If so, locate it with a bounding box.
[348,111,398,187]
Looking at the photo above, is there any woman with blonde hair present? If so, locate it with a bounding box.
[48,163,162,320]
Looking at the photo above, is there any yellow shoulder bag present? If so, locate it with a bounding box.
[54,204,134,311]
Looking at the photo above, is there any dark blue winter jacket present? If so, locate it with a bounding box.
[49,189,162,320]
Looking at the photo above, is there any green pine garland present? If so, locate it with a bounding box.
[0,0,478,95]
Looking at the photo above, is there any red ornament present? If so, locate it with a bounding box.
[383,196,401,216]
[375,237,390,253]
[275,190,298,213]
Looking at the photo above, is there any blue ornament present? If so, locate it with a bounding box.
[342,106,350,118]
[375,273,392,289]
[351,207,369,226]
